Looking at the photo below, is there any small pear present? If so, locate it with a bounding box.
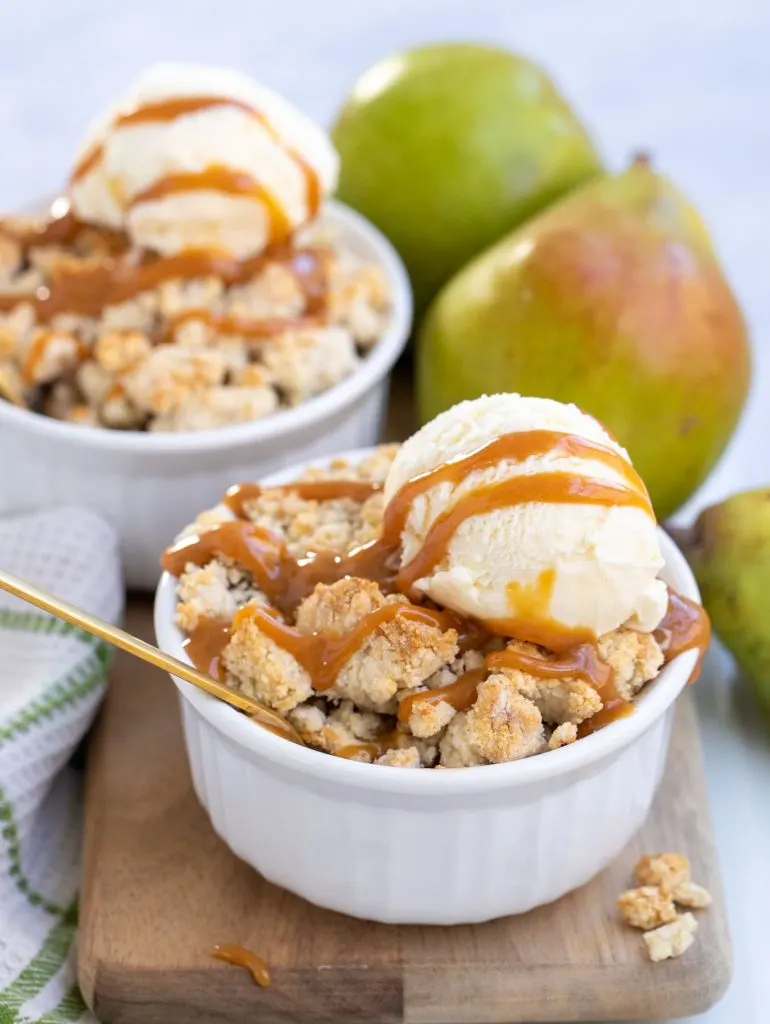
[682,489,770,715]
[332,43,602,314]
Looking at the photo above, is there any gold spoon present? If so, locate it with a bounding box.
[0,567,304,745]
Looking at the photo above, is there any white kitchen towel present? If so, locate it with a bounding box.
[0,508,123,1024]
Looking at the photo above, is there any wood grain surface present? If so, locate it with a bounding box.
[78,602,731,1024]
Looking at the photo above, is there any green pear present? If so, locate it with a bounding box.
[418,157,751,518]
[332,43,602,314]
[681,490,770,716]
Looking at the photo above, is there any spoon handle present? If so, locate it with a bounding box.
[0,567,261,716]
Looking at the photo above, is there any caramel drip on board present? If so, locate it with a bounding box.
[129,165,292,245]
[71,93,320,222]
[209,944,271,988]
[223,479,382,517]
[656,590,711,683]
[0,242,329,323]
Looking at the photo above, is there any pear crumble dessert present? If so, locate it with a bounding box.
[162,396,710,768]
[0,64,391,432]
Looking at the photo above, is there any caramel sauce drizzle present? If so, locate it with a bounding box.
[21,329,89,383]
[400,594,708,730]
[209,943,271,988]
[21,329,58,384]
[397,668,487,722]
[183,618,231,680]
[337,728,402,761]
[1,203,87,249]
[577,699,634,737]
[223,479,382,517]
[656,590,711,683]
[383,429,649,521]
[0,241,329,323]
[488,569,598,650]
[381,430,652,645]
[129,164,292,246]
[161,519,400,616]
[164,428,657,663]
[165,308,323,345]
[182,617,302,745]
[395,473,652,628]
[487,641,613,691]
[71,93,320,227]
[164,430,710,746]
[397,641,615,725]
[232,601,451,692]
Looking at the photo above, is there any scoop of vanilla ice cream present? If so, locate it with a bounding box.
[384,394,667,641]
[70,62,338,257]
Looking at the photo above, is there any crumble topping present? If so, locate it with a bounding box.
[0,210,391,431]
[499,640,604,725]
[634,852,691,895]
[617,887,678,930]
[176,561,267,633]
[170,444,669,768]
[643,913,698,962]
[618,852,713,962]
[376,746,422,768]
[233,444,396,557]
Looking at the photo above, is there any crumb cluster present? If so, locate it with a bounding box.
[0,211,390,431]
[172,444,668,768]
[618,852,712,961]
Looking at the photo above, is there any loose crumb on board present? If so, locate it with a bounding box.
[617,852,712,962]
[643,913,699,963]
[209,944,272,988]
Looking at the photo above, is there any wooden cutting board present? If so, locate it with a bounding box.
[78,602,731,1024]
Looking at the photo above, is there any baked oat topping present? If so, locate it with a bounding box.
[643,913,699,963]
[618,851,713,962]
[634,852,691,895]
[0,206,391,432]
[617,886,678,930]
[165,443,682,769]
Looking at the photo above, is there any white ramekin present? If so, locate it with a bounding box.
[154,449,702,925]
[0,201,411,589]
